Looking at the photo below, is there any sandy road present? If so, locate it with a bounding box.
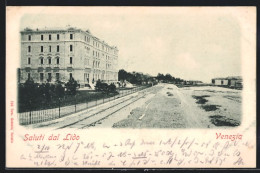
[170,85,210,128]
[113,83,241,128]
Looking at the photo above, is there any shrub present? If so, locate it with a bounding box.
[108,83,116,93]
[95,80,117,93]
[55,80,65,98]
[65,77,78,95]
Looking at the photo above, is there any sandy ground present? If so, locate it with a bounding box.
[28,83,242,129]
[113,84,241,129]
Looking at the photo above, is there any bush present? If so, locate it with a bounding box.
[65,77,78,95]
[108,83,116,93]
[95,80,117,93]
[18,78,68,112]
[55,81,65,98]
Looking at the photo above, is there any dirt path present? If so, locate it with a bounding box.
[172,85,210,128]
[112,84,241,129]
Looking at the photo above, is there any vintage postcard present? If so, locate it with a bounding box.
[6,6,256,168]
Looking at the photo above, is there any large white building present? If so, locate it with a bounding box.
[19,26,119,88]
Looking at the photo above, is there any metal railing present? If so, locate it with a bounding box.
[18,85,152,125]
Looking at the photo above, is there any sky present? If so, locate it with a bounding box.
[20,7,242,83]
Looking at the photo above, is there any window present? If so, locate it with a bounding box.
[93,51,94,56]
[48,73,52,82]
[57,45,59,52]
[28,46,31,52]
[28,35,31,41]
[40,57,44,64]
[57,34,59,40]
[40,73,44,82]
[28,57,31,64]
[56,57,59,64]
[85,36,86,41]
[48,57,51,64]
[49,46,51,52]
[49,35,51,40]
[41,35,43,40]
[70,45,73,52]
[56,73,60,81]
[70,57,73,64]
[28,73,31,80]
[70,73,73,80]
[70,34,73,40]
[41,46,43,52]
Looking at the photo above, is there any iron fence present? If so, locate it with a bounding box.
[18,85,151,125]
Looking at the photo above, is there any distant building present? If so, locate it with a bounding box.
[212,76,242,88]
[211,78,229,86]
[185,80,203,85]
[19,26,119,88]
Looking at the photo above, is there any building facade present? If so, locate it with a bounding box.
[212,76,242,88]
[19,26,119,88]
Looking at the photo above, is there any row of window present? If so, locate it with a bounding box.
[91,50,115,61]
[27,45,73,53]
[27,33,117,55]
[27,56,112,66]
[27,72,117,83]
[27,57,73,65]
[27,72,73,82]
[28,34,74,41]
[93,60,100,68]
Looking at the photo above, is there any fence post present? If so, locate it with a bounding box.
[58,98,61,118]
[29,100,32,124]
[75,95,77,113]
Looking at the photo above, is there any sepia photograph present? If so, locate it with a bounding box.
[6,6,256,168]
[18,8,243,129]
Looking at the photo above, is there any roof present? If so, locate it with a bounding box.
[212,76,242,80]
[21,26,118,49]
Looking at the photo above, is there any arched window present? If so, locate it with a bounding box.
[56,57,60,64]
[39,57,44,64]
[47,57,52,64]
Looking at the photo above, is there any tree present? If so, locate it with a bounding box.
[95,79,103,91]
[118,69,128,81]
[165,73,173,82]
[55,81,65,98]
[157,73,165,81]
[108,83,116,93]
[65,77,78,95]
